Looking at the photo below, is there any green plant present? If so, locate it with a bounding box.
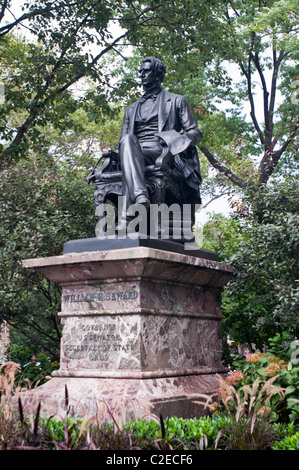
[1,360,297,450]
[22,353,59,386]
[216,373,284,420]
[7,346,59,388]
[0,361,44,449]
[271,428,299,450]
[193,372,288,449]
[220,181,299,349]
[126,415,186,450]
[126,414,230,450]
[40,386,135,450]
[221,415,280,450]
[230,336,299,424]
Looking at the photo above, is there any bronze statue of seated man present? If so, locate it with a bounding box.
[89,57,202,235]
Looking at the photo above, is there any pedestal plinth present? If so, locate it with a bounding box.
[21,245,234,422]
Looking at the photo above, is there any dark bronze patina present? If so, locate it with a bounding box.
[88,57,202,241]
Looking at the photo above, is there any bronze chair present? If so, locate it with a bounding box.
[87,146,196,241]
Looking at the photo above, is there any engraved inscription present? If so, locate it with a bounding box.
[63,319,135,363]
[63,289,138,304]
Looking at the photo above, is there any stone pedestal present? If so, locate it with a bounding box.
[21,245,234,422]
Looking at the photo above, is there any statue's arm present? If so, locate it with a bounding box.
[115,107,130,152]
[178,96,202,147]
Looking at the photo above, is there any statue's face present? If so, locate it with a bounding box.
[139,61,157,89]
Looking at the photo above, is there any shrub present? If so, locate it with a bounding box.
[221,415,280,450]
[9,345,59,387]
[271,428,299,450]
[0,361,44,449]
[193,371,288,449]
[41,415,133,450]
[0,359,296,450]
[230,335,299,424]
[126,415,229,450]
[211,373,285,422]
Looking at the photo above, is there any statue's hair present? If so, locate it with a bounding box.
[141,57,166,82]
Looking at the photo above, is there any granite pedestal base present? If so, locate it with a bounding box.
[21,245,234,422]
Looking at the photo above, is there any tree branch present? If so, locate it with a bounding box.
[0,0,8,24]
[54,31,128,96]
[225,8,265,145]
[41,9,93,92]
[199,146,246,188]
[0,30,128,168]
[201,189,230,209]
[4,317,60,359]
[250,50,270,146]
[269,49,285,123]
[228,2,240,17]
[0,8,45,37]
[258,117,299,184]
[272,118,299,164]
[247,37,266,146]
[0,1,84,35]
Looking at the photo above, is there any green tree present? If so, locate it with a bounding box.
[201,212,247,262]
[0,158,95,358]
[106,0,298,199]
[202,179,299,350]
[0,29,124,357]
[0,0,205,168]
[180,0,298,190]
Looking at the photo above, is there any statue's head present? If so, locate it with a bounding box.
[139,57,166,89]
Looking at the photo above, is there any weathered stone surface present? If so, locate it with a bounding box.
[22,246,234,287]
[20,374,226,422]
[21,247,234,421]
[56,314,223,374]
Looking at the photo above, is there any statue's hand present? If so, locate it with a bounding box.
[157,136,168,147]
[102,149,120,161]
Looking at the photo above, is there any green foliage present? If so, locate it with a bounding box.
[0,360,297,450]
[125,415,229,450]
[0,158,95,357]
[202,180,299,349]
[42,416,81,448]
[221,415,280,450]
[1,0,298,190]
[22,354,59,386]
[201,212,247,262]
[1,0,227,167]
[227,180,299,337]
[39,413,297,450]
[230,336,299,424]
[8,345,59,385]
[0,2,298,451]
[0,33,124,166]
[112,0,299,192]
[271,428,299,450]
